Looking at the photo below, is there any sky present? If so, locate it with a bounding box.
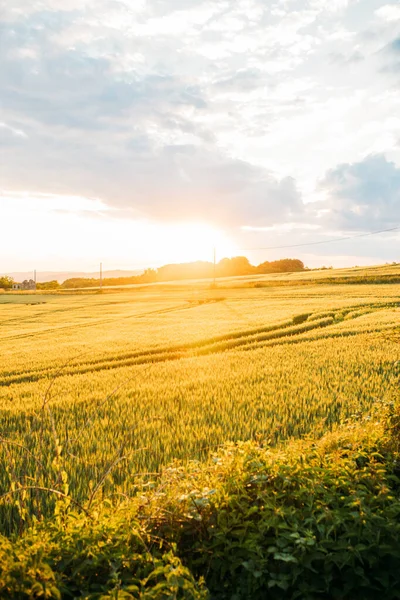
[1,0,400,272]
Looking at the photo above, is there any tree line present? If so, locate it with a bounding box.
[0,257,305,290]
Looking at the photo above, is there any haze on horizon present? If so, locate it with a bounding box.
[1,0,400,273]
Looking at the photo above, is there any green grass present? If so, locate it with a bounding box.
[0,294,50,305]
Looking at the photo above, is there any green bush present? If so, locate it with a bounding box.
[142,413,400,599]
[186,448,400,599]
[1,411,400,599]
[0,510,207,599]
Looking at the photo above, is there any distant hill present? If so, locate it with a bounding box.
[1,270,142,284]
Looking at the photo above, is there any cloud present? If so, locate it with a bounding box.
[0,15,207,132]
[1,0,400,247]
[309,0,350,13]
[388,36,400,53]
[1,123,304,227]
[328,50,364,65]
[0,122,28,146]
[316,154,400,229]
[120,145,304,226]
[379,35,400,75]
[375,4,400,22]
[213,68,270,93]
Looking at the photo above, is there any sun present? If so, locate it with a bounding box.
[147,221,236,266]
[87,217,237,270]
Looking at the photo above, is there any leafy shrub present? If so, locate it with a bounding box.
[0,509,207,599]
[2,412,400,599]
[144,416,400,599]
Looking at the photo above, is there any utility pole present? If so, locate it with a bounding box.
[34,269,37,291]
[213,247,216,287]
[100,262,103,290]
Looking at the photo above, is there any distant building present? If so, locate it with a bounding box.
[12,279,36,291]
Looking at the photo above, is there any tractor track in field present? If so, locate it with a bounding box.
[0,303,201,343]
[1,301,398,388]
[0,300,134,327]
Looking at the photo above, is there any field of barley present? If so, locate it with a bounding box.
[1,268,400,535]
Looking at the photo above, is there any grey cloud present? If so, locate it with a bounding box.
[2,0,400,243]
[316,154,400,229]
[128,145,303,227]
[1,52,207,132]
[144,0,210,17]
[2,122,303,227]
[328,50,364,65]
[386,36,400,73]
[377,35,400,74]
[388,36,400,53]
[0,123,28,146]
[212,69,271,92]
[161,116,216,143]
[0,10,209,135]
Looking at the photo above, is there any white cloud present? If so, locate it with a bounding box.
[309,0,350,11]
[375,4,400,22]
[0,191,110,223]
[0,122,28,138]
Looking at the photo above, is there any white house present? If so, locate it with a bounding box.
[12,279,36,291]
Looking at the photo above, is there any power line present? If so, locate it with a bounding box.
[244,225,400,251]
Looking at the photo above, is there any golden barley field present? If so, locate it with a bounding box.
[1,270,400,533]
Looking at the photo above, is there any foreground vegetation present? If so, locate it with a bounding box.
[1,268,400,597]
[1,402,400,599]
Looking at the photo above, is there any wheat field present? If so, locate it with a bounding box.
[1,273,400,534]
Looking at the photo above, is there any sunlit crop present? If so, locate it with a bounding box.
[1,276,400,535]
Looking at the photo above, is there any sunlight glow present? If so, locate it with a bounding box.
[0,191,236,271]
